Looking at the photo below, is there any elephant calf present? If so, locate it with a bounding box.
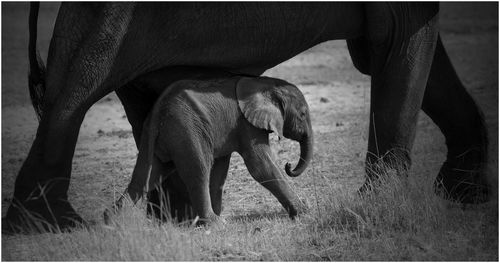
[112,74,313,224]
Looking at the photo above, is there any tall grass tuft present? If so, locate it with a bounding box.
[307,159,497,260]
[326,164,446,235]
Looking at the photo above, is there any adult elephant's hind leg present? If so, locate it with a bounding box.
[5,84,104,233]
[422,36,489,203]
[4,3,137,233]
[116,84,157,145]
[360,3,439,191]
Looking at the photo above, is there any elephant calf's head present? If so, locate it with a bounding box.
[236,77,313,177]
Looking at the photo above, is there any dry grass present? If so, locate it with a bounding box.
[3,161,497,261]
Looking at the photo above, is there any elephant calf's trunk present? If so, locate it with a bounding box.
[285,133,313,177]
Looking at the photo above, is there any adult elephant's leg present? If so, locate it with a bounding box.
[422,36,489,203]
[360,3,439,190]
[346,36,371,75]
[5,80,116,232]
[116,85,156,144]
[5,105,90,232]
[209,155,231,216]
[4,3,137,232]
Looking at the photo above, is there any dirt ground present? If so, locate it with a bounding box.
[1,1,498,247]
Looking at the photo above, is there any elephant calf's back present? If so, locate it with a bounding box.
[153,80,240,162]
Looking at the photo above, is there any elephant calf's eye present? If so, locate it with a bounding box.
[300,110,307,119]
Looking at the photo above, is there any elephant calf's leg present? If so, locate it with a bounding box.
[146,162,194,223]
[171,147,219,225]
[209,155,231,216]
[242,145,305,218]
[422,36,490,203]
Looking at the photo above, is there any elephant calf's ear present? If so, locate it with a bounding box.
[236,77,284,138]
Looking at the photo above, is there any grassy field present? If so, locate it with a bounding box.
[2,2,498,261]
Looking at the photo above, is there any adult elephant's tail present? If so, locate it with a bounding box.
[28,2,46,120]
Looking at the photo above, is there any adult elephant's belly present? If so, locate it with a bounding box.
[119,3,365,77]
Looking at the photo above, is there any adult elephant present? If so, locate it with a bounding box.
[4,2,489,232]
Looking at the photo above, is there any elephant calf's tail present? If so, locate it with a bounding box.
[142,84,178,192]
[28,2,46,121]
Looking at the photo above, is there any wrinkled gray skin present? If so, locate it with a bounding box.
[4,2,490,233]
[108,73,313,224]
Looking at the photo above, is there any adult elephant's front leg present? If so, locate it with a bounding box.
[360,3,439,190]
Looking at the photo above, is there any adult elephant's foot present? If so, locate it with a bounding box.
[192,212,225,227]
[3,198,85,234]
[358,149,411,195]
[434,149,490,204]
